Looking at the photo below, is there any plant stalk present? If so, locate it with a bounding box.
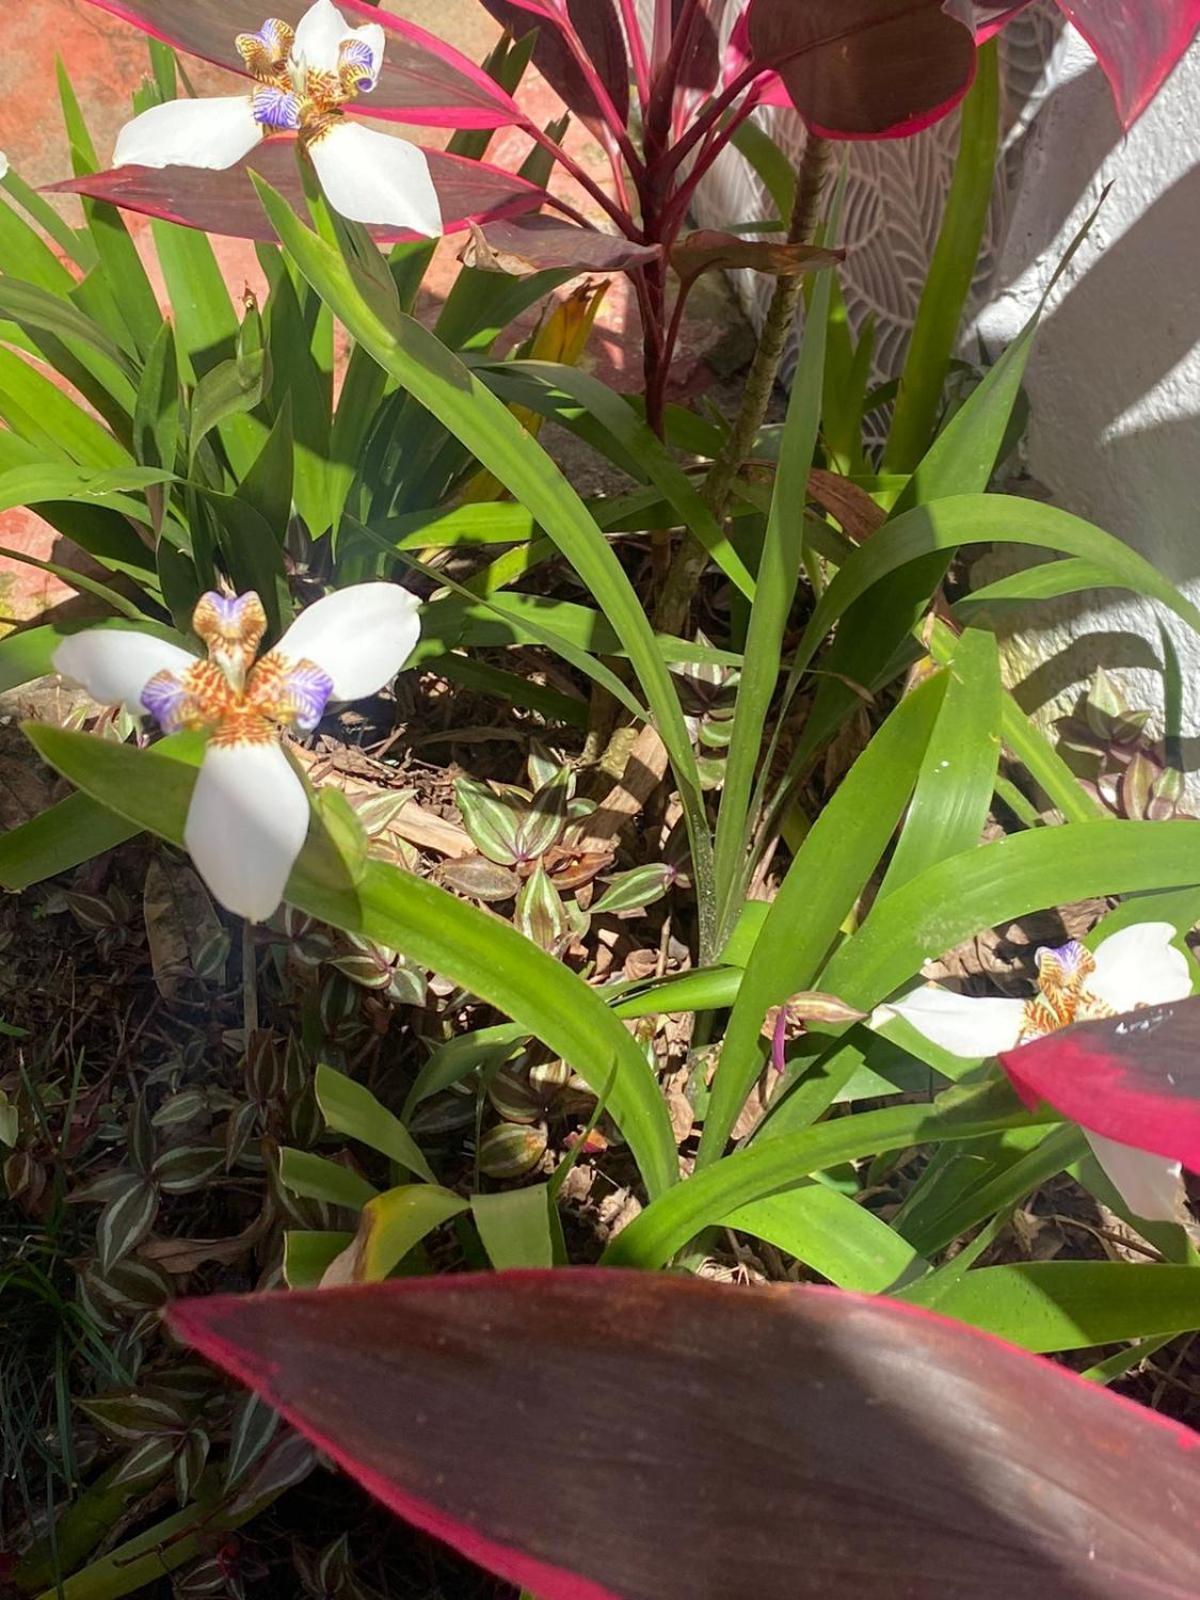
[654,134,831,635]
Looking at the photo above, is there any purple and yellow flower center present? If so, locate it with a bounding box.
[141,591,333,748]
[1018,939,1115,1041]
[235,14,380,144]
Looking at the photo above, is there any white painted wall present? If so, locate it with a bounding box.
[970,30,1200,757]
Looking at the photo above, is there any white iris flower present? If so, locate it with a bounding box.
[54,582,421,922]
[113,0,442,233]
[872,923,1193,1224]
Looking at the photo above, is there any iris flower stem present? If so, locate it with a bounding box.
[242,921,259,1039]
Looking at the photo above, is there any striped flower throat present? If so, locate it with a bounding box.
[141,591,333,750]
[1018,940,1116,1042]
[237,14,380,149]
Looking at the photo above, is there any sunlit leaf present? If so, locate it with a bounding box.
[170,1271,1200,1599]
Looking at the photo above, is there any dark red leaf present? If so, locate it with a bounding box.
[169,1271,1200,1600]
[672,0,722,93]
[743,0,978,139]
[83,0,522,129]
[458,215,660,274]
[999,995,1200,1171]
[47,142,549,244]
[477,0,630,133]
[969,1,1035,39]
[1054,0,1200,126]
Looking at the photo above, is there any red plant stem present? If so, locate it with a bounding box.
[669,97,761,226]
[617,0,652,109]
[658,61,762,181]
[523,122,639,238]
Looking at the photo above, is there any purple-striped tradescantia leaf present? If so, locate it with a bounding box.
[47,143,550,244]
[478,0,630,133]
[170,1270,1200,1600]
[82,0,523,128]
[999,994,1200,1170]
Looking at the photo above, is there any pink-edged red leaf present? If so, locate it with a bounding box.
[47,142,549,245]
[477,0,630,132]
[83,0,522,129]
[999,994,1200,1171]
[169,1270,1200,1600]
[1054,0,1200,127]
[459,215,659,274]
[742,0,978,139]
[970,1,1035,40]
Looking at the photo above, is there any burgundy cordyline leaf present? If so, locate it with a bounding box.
[169,1270,1200,1600]
[969,1,1034,40]
[742,0,978,139]
[999,994,1200,1170]
[477,0,630,133]
[47,143,550,245]
[671,0,722,94]
[82,0,522,129]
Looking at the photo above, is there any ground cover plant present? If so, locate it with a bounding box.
[2,0,1200,1595]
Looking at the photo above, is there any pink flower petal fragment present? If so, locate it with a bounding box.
[167,1271,1200,1600]
[998,995,1200,1173]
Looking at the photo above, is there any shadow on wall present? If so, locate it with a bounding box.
[1031,155,1200,581]
[979,50,1200,763]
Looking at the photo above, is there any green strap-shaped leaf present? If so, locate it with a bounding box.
[315,1063,435,1184]
[604,1080,1052,1270]
[712,264,830,939]
[877,624,1002,896]
[473,1187,556,1270]
[899,1263,1200,1354]
[698,672,948,1165]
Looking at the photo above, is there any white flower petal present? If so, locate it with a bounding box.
[114,96,262,171]
[294,0,356,72]
[54,630,198,716]
[871,984,1026,1059]
[184,739,311,921]
[1089,921,1193,1013]
[307,122,442,234]
[1084,1131,1186,1224]
[275,582,421,702]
